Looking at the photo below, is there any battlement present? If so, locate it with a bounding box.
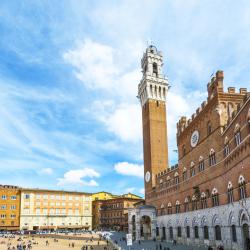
[177,70,248,137]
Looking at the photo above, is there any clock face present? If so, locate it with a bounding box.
[190,130,199,147]
[145,171,151,183]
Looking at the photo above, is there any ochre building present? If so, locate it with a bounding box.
[129,45,250,250]
[0,185,21,231]
[20,188,92,231]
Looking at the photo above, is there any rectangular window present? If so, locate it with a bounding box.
[10,196,17,200]
[10,214,16,218]
[36,194,41,199]
[43,194,48,199]
[10,205,16,210]
[1,195,7,200]
[1,205,6,210]
[24,194,30,199]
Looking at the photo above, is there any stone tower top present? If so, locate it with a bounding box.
[138,45,169,106]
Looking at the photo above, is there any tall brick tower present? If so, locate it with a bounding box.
[138,45,169,194]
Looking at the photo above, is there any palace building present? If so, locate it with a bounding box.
[129,45,250,250]
[20,188,92,231]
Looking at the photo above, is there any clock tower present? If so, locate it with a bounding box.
[138,45,169,195]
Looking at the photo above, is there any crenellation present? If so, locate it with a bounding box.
[228,87,235,93]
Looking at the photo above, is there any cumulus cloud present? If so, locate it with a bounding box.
[57,168,100,186]
[114,162,143,178]
[40,168,53,175]
[105,103,141,143]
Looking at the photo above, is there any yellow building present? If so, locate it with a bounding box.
[0,185,21,231]
[92,191,116,201]
[20,188,92,231]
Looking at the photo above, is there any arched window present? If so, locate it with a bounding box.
[186,226,190,238]
[231,225,237,242]
[166,176,171,187]
[174,172,179,185]
[194,226,199,238]
[169,226,173,239]
[207,121,212,135]
[190,161,195,177]
[212,188,219,207]
[227,182,234,203]
[215,225,222,240]
[177,226,182,237]
[198,156,205,172]
[153,62,158,77]
[209,149,216,166]
[238,175,247,200]
[184,197,190,212]
[200,192,207,209]
[204,225,209,239]
[234,124,241,146]
[167,203,172,214]
[182,167,187,181]
[224,137,230,157]
[175,200,181,214]
[192,195,198,210]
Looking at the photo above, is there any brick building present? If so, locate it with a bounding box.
[98,194,143,232]
[0,185,21,231]
[129,45,250,250]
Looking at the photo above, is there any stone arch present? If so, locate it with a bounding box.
[239,175,245,185]
[166,176,171,181]
[200,216,208,227]
[174,172,179,177]
[239,209,250,226]
[212,214,222,226]
[183,167,187,172]
[199,156,204,162]
[228,211,237,226]
[212,187,218,195]
[234,123,241,133]
[192,217,199,227]
[210,148,215,155]
[224,136,229,145]
[190,161,195,167]
[160,204,164,209]
[176,200,180,205]
[201,192,206,198]
[167,202,172,207]
[228,181,233,190]
[167,220,172,227]
[184,197,189,203]
[184,217,190,227]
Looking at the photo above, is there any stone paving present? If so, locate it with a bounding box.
[110,232,208,250]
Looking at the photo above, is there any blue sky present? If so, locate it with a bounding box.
[0,0,250,196]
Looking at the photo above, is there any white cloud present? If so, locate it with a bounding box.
[139,188,145,195]
[114,162,143,178]
[105,103,141,143]
[57,168,100,186]
[40,168,53,175]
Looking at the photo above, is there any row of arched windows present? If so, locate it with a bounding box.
[159,175,247,216]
